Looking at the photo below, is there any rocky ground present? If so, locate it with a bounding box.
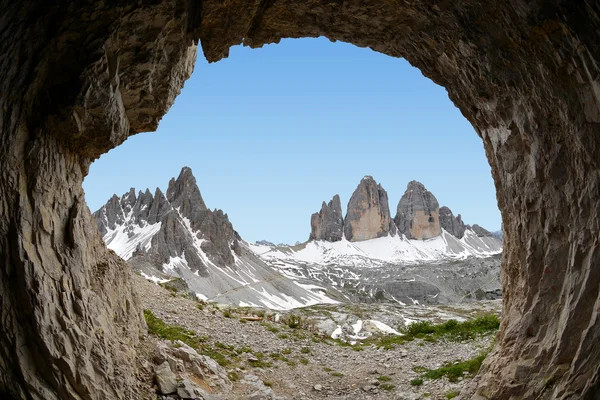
[135,276,501,400]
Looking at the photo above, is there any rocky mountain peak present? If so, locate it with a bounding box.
[469,224,494,237]
[439,206,466,239]
[310,194,344,242]
[406,180,426,192]
[344,177,396,242]
[394,180,441,240]
[94,167,241,275]
[166,166,207,217]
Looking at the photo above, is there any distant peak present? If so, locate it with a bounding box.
[361,175,375,182]
[406,180,426,191]
[177,166,195,181]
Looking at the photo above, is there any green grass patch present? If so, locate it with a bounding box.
[331,371,344,377]
[227,371,240,381]
[377,376,392,382]
[381,383,396,391]
[403,314,500,342]
[446,390,460,399]
[410,378,424,386]
[422,351,488,382]
[144,309,201,349]
[356,313,500,350]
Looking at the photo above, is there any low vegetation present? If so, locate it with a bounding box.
[402,314,500,342]
[356,313,500,350]
[421,351,488,382]
[409,350,489,387]
[144,309,202,349]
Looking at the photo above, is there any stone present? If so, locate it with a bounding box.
[394,181,441,240]
[154,361,178,395]
[177,379,206,399]
[309,195,344,242]
[313,384,323,391]
[393,393,419,400]
[344,176,396,241]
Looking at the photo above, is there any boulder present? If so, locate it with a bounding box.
[154,361,178,395]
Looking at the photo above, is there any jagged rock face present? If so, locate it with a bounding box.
[3,1,600,399]
[469,224,494,237]
[394,181,441,240]
[439,206,466,239]
[310,195,344,242]
[344,177,396,242]
[94,167,239,274]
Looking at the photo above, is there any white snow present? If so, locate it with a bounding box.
[255,228,501,267]
[366,319,401,335]
[104,221,162,260]
[331,326,343,339]
[140,272,170,284]
[196,293,208,301]
[352,320,363,334]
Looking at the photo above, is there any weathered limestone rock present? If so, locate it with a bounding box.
[439,206,466,239]
[154,362,178,395]
[344,176,396,242]
[309,195,344,242]
[95,167,241,276]
[2,1,600,399]
[394,181,441,240]
[0,2,194,399]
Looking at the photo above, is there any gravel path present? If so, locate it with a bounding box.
[136,276,495,400]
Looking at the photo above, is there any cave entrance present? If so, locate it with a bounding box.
[1,2,599,399]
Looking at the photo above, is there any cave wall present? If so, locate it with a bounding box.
[1,0,599,399]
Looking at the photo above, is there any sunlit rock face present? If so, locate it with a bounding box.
[344,176,396,242]
[1,1,600,399]
[394,181,441,240]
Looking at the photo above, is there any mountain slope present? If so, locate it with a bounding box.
[93,167,339,309]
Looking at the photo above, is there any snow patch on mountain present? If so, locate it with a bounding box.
[104,221,162,260]
[250,228,501,267]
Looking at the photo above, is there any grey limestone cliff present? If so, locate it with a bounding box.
[344,176,396,242]
[310,195,344,242]
[439,206,466,239]
[394,181,441,240]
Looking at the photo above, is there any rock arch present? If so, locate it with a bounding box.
[1,1,598,399]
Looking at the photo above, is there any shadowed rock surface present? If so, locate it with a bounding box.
[395,181,441,240]
[309,195,344,242]
[2,1,600,399]
[344,176,396,242]
[439,206,467,239]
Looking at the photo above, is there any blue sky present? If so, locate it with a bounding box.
[84,37,501,244]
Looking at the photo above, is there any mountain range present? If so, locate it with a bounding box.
[93,167,502,308]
